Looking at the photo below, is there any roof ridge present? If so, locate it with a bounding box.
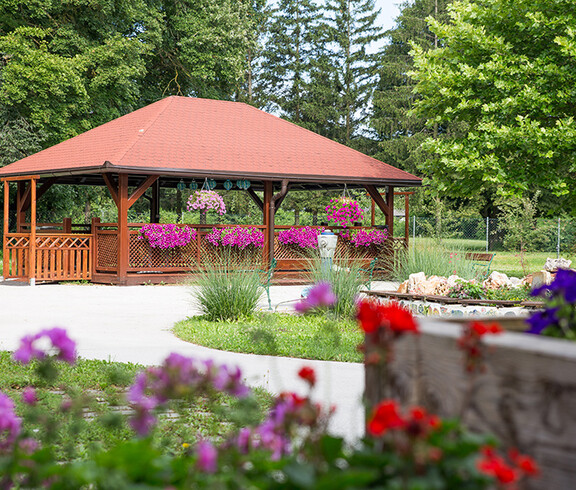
[112,97,174,164]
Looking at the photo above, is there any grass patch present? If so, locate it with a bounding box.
[173,313,363,363]
[0,352,272,458]
[490,251,575,278]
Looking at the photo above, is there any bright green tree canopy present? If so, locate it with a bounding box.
[410,0,576,208]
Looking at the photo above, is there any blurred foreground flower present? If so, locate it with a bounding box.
[295,281,337,313]
[13,327,77,364]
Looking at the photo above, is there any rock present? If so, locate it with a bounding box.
[544,257,572,272]
[483,271,509,290]
[509,277,522,288]
[532,270,552,289]
[447,275,462,288]
[397,280,408,293]
[408,272,426,293]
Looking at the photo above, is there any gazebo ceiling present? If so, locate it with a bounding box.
[0,96,421,187]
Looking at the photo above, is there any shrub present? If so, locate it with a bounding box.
[307,255,363,319]
[192,258,263,321]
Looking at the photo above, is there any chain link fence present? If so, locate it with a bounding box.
[407,216,576,255]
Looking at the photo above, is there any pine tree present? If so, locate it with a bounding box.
[258,0,323,123]
[324,0,384,146]
[371,0,451,174]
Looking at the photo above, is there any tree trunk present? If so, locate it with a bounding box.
[312,211,318,226]
[294,209,300,226]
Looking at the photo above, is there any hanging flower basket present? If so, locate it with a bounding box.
[325,198,364,228]
[187,190,226,215]
[278,227,324,248]
[138,224,196,249]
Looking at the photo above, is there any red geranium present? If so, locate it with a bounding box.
[297,366,316,387]
[357,300,419,335]
[367,400,405,436]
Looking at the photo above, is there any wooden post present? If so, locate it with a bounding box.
[91,217,100,276]
[117,173,129,285]
[29,178,37,285]
[263,181,273,265]
[150,179,160,223]
[63,217,72,233]
[3,180,9,279]
[386,186,394,237]
[404,193,409,245]
[371,199,375,227]
[16,181,26,232]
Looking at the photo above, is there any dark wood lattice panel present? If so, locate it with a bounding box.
[128,234,198,270]
[96,233,118,270]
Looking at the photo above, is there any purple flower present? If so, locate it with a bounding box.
[13,328,77,364]
[18,437,39,455]
[205,226,264,249]
[22,387,37,406]
[139,224,196,249]
[295,282,337,313]
[0,392,21,451]
[196,440,218,473]
[278,227,323,248]
[129,409,157,437]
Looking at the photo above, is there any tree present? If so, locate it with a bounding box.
[410,0,576,212]
[371,0,451,175]
[258,0,323,123]
[324,0,384,146]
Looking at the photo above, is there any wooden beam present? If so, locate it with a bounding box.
[150,179,160,223]
[117,174,129,285]
[3,181,9,279]
[29,178,37,285]
[386,186,394,236]
[274,184,290,214]
[263,181,273,265]
[246,188,263,211]
[364,185,391,216]
[103,174,119,207]
[20,177,57,211]
[1,175,40,182]
[16,182,26,232]
[128,175,159,210]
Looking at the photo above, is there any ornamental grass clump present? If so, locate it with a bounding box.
[192,259,263,321]
[138,224,196,249]
[277,226,322,248]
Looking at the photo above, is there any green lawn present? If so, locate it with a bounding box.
[173,313,363,363]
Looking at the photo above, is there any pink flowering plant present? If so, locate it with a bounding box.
[205,226,264,249]
[277,226,323,248]
[187,190,226,215]
[138,224,196,249]
[325,198,364,228]
[350,228,388,247]
[0,319,540,488]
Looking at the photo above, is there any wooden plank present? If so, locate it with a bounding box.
[364,185,391,216]
[386,185,394,236]
[102,174,119,207]
[118,174,129,284]
[263,181,273,266]
[1,175,40,182]
[247,188,263,211]
[29,178,37,284]
[127,175,158,210]
[3,181,8,278]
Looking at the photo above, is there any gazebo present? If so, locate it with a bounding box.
[0,96,421,285]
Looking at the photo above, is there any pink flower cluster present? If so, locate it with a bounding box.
[13,327,77,364]
[295,282,337,313]
[0,392,21,452]
[325,198,364,228]
[187,190,226,215]
[350,229,388,247]
[205,226,265,249]
[277,227,323,248]
[128,353,250,436]
[138,224,196,249]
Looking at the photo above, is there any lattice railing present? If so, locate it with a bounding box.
[4,233,91,281]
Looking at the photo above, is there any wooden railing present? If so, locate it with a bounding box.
[4,233,92,281]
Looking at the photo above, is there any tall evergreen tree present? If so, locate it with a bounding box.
[324,0,384,146]
[371,0,450,174]
[258,0,322,123]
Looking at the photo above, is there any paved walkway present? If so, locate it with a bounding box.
[0,280,396,440]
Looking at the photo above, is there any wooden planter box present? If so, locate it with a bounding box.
[365,319,576,490]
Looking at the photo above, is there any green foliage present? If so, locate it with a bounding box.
[308,256,365,319]
[191,258,263,321]
[410,0,576,211]
[174,312,363,362]
[393,243,476,281]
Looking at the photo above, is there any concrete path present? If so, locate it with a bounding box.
[0,280,396,440]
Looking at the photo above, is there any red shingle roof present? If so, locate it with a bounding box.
[0,96,421,186]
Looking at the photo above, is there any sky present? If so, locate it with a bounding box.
[375,0,401,32]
